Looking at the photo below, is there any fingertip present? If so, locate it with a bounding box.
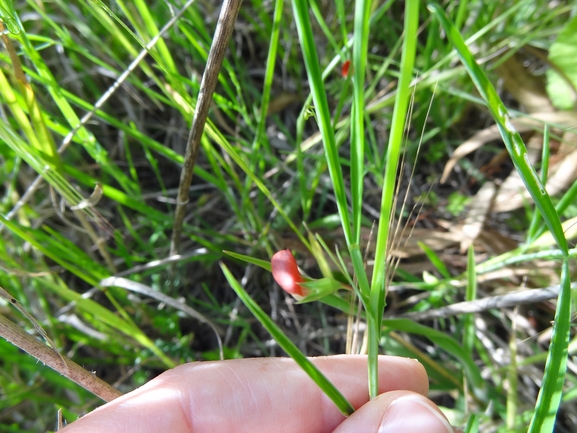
[376,355,429,396]
[334,391,453,433]
[377,393,454,433]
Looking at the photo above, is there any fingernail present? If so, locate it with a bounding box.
[378,395,453,433]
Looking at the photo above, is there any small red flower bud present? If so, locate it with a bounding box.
[271,250,307,298]
[341,60,351,78]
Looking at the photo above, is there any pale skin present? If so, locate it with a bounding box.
[59,355,456,433]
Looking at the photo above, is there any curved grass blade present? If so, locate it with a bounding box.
[252,0,283,154]
[0,118,100,223]
[428,8,572,428]
[384,318,489,403]
[528,259,572,433]
[221,263,355,416]
[428,3,568,256]
[100,277,223,360]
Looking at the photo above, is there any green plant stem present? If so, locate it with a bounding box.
[368,0,419,399]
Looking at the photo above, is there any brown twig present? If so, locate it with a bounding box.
[389,284,568,321]
[0,314,122,402]
[170,0,243,256]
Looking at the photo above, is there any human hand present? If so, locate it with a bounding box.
[59,355,456,433]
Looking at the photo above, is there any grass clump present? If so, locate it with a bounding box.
[0,0,575,431]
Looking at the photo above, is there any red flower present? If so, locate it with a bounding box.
[341,60,351,78]
[271,250,307,298]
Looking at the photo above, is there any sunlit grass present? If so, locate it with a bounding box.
[0,0,574,431]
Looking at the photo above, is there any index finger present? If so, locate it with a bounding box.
[60,355,428,433]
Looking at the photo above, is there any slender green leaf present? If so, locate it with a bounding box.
[292,0,351,246]
[223,251,272,272]
[463,246,477,354]
[429,3,568,256]
[384,318,488,403]
[418,242,451,279]
[221,263,355,416]
[528,259,572,432]
[369,0,420,399]
[526,125,550,244]
[350,0,371,244]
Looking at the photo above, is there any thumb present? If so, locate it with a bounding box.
[333,390,457,433]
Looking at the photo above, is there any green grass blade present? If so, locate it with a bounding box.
[526,125,550,244]
[418,242,451,279]
[368,0,419,399]
[309,0,340,55]
[0,215,175,368]
[253,0,283,154]
[206,122,309,249]
[132,0,177,74]
[464,413,479,433]
[220,263,355,416]
[369,0,419,306]
[8,11,135,194]
[222,251,271,272]
[335,0,348,48]
[507,310,519,431]
[292,0,351,246]
[0,67,42,154]
[384,318,488,403]
[429,3,568,256]
[554,180,577,217]
[350,0,371,243]
[0,20,60,170]
[463,246,477,354]
[0,118,101,223]
[528,259,572,433]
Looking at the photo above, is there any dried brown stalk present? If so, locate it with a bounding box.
[170,0,243,255]
[390,284,567,321]
[0,314,122,402]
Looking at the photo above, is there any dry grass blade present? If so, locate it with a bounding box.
[460,182,496,253]
[170,0,242,255]
[0,314,122,402]
[393,284,567,321]
[0,285,66,368]
[100,277,224,359]
[385,84,435,285]
[69,183,104,210]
